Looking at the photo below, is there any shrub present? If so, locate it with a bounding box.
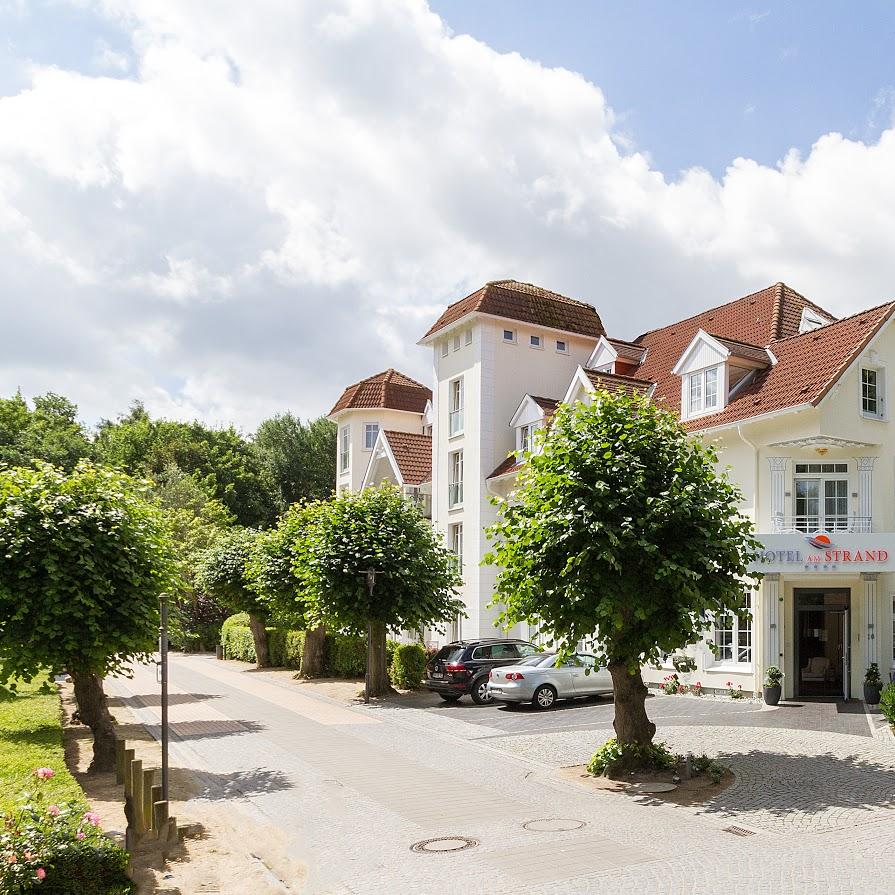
[389,643,427,689]
[587,737,677,777]
[865,663,882,686]
[324,634,366,677]
[0,770,131,894]
[880,682,895,725]
[220,614,255,662]
[170,594,229,652]
[764,665,784,688]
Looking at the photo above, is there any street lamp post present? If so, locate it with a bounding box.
[362,567,381,704]
[158,592,170,802]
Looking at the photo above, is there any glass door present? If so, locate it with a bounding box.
[794,479,820,531]
[794,589,850,699]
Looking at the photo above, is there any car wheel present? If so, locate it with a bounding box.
[437,693,461,703]
[470,676,493,705]
[533,685,557,710]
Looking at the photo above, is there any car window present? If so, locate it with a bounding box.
[432,646,464,664]
[519,655,548,666]
[535,654,562,668]
[471,645,492,660]
[515,643,540,657]
[490,643,519,661]
[576,653,598,668]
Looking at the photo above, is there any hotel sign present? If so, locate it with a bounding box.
[752,532,895,573]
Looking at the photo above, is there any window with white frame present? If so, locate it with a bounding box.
[687,365,721,416]
[441,340,449,357]
[555,339,568,353]
[448,449,463,508]
[453,333,461,352]
[519,423,535,454]
[713,594,752,665]
[862,367,885,417]
[449,522,463,574]
[503,329,516,343]
[363,423,379,450]
[530,334,542,348]
[339,425,350,472]
[794,463,849,531]
[465,329,473,346]
[448,377,464,436]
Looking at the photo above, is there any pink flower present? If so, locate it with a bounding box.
[35,868,46,881]
[83,812,101,828]
[7,854,17,864]
[34,768,54,780]
[76,831,86,840]
[726,681,732,688]
[47,805,60,817]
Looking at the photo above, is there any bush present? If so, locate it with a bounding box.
[0,770,131,894]
[586,737,677,777]
[880,682,895,725]
[220,613,255,662]
[389,643,427,689]
[324,634,366,677]
[267,630,306,668]
[764,665,784,687]
[170,594,229,652]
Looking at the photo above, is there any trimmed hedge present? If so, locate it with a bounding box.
[220,614,403,678]
[389,643,427,689]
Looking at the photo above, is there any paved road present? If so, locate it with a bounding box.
[109,655,895,894]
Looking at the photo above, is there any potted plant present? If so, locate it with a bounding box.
[864,663,883,704]
[763,665,784,706]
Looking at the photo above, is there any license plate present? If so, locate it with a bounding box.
[432,672,443,679]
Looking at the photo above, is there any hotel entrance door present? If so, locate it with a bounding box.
[794,588,851,699]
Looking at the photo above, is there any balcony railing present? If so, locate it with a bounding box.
[403,488,432,519]
[448,482,463,508]
[771,514,872,534]
[449,409,463,436]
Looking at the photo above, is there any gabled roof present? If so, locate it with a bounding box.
[329,369,431,417]
[630,283,837,416]
[380,430,432,485]
[488,454,524,480]
[684,301,895,431]
[709,334,772,367]
[607,338,648,363]
[420,280,605,342]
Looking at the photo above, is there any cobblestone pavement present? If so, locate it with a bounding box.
[109,656,895,894]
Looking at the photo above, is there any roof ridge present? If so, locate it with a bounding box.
[706,332,769,350]
[487,279,595,309]
[634,282,817,343]
[771,300,895,345]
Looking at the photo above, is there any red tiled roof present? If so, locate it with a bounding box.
[421,280,605,341]
[488,454,525,480]
[683,301,895,431]
[329,369,431,416]
[530,395,559,418]
[382,430,432,485]
[630,283,837,417]
[583,369,654,397]
[607,338,648,363]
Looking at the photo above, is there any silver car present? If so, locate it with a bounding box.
[486,652,613,709]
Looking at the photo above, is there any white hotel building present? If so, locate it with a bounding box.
[330,280,895,699]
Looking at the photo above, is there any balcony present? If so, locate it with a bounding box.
[771,514,872,534]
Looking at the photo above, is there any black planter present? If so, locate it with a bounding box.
[864,683,882,705]
[763,684,781,706]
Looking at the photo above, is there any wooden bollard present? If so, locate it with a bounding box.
[130,759,144,834]
[153,799,169,834]
[115,740,126,785]
[142,769,155,832]
[150,785,162,832]
[122,749,135,796]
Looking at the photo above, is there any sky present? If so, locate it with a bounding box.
[1,1,895,430]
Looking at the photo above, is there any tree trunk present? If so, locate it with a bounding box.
[70,670,117,773]
[248,613,270,668]
[299,625,326,678]
[609,663,656,747]
[367,620,391,698]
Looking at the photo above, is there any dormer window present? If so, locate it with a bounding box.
[687,366,721,416]
[799,307,831,334]
[519,423,535,453]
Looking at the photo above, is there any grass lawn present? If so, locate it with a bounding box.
[0,677,85,811]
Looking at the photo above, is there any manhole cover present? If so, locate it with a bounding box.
[628,781,678,793]
[522,818,587,833]
[410,836,479,854]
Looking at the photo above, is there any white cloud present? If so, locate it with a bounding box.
[1,0,895,430]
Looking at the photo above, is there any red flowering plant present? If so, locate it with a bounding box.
[0,769,131,894]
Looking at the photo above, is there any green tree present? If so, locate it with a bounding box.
[254,413,336,511]
[247,504,325,677]
[195,528,271,667]
[95,403,277,526]
[0,461,176,771]
[0,391,91,470]
[486,392,760,764]
[293,486,462,696]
